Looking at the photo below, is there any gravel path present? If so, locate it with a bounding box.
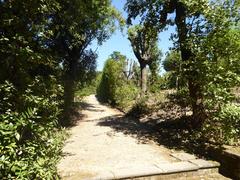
[57,95,228,180]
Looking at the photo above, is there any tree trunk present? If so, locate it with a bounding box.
[188,80,206,128]
[62,55,78,126]
[62,77,75,125]
[175,2,206,128]
[140,63,147,96]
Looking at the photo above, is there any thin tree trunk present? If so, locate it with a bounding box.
[140,63,147,96]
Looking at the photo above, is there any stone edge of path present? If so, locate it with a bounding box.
[86,160,220,180]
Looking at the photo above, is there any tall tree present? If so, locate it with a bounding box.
[128,25,159,95]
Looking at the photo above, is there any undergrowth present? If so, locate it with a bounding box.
[0,79,67,179]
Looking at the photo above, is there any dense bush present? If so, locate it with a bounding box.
[115,82,139,111]
[0,78,66,179]
[158,73,177,90]
[0,1,67,175]
[97,52,139,110]
[149,76,164,93]
[97,58,124,105]
[202,104,240,145]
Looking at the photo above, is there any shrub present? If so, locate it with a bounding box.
[97,52,140,111]
[115,83,139,111]
[97,58,125,105]
[0,78,66,179]
[149,77,163,93]
[219,104,240,144]
[202,104,240,145]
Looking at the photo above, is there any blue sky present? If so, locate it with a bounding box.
[90,0,175,72]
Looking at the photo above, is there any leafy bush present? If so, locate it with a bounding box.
[97,58,125,105]
[158,72,181,90]
[202,104,240,145]
[115,83,139,111]
[218,104,240,144]
[0,78,66,179]
[97,52,140,111]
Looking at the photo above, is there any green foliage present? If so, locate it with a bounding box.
[162,50,186,90]
[149,76,163,93]
[217,104,240,144]
[202,104,240,145]
[75,72,102,99]
[97,52,127,105]
[53,0,123,53]
[163,51,181,72]
[202,28,240,110]
[0,0,71,178]
[115,82,140,111]
[0,79,66,179]
[97,52,139,110]
[160,72,177,89]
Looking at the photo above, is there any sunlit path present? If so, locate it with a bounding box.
[57,95,227,180]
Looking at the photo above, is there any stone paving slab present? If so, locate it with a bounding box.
[189,159,220,169]
[170,152,197,161]
[111,165,163,179]
[156,161,198,173]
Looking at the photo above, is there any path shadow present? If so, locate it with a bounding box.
[76,101,105,112]
[62,108,85,127]
[64,101,105,127]
[62,152,76,157]
[97,114,212,159]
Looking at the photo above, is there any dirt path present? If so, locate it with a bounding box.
[57,95,227,180]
